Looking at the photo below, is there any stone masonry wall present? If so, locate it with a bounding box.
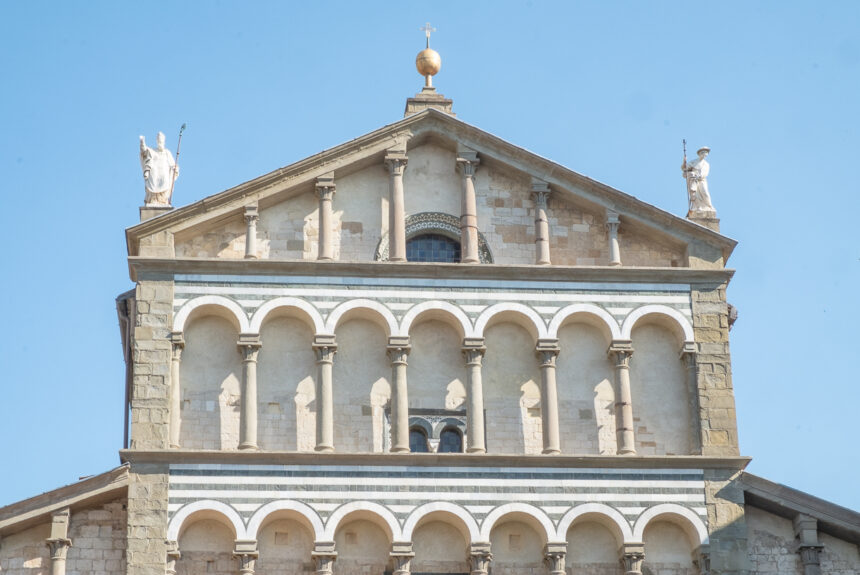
[130,280,173,451]
[0,522,50,575]
[66,498,127,575]
[126,463,169,575]
[691,281,739,456]
[704,469,749,574]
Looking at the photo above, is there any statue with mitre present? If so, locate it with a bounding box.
[139,131,180,206]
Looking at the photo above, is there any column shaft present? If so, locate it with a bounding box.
[314,337,337,452]
[238,340,261,450]
[532,182,551,265]
[385,154,408,262]
[388,338,411,452]
[316,176,336,260]
[682,345,703,455]
[537,342,561,455]
[463,342,486,453]
[607,211,621,266]
[244,205,259,259]
[457,154,480,263]
[169,335,184,449]
[610,342,636,455]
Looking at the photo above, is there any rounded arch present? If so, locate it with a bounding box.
[249,297,325,334]
[556,503,634,544]
[245,500,325,541]
[167,500,246,541]
[402,502,480,543]
[548,304,621,342]
[473,303,548,341]
[478,503,555,543]
[323,501,402,541]
[621,305,694,344]
[632,504,709,546]
[324,299,398,336]
[174,295,250,333]
[399,301,473,339]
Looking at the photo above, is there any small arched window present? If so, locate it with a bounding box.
[406,233,461,263]
[438,427,463,453]
[409,427,430,453]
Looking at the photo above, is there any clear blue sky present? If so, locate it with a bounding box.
[1,2,858,511]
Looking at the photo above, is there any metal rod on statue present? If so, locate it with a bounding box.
[168,123,186,205]
[683,139,692,212]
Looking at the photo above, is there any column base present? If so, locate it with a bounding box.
[238,443,259,451]
[169,443,181,449]
[466,447,486,454]
[315,444,335,453]
[618,449,637,455]
[390,446,410,453]
[609,261,622,267]
[542,448,561,455]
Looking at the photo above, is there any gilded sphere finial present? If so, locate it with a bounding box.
[416,48,442,77]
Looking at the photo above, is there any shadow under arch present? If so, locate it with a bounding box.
[632,503,709,547]
[402,502,480,543]
[324,299,398,337]
[245,500,325,542]
[478,503,555,543]
[167,500,246,541]
[249,296,325,334]
[473,303,548,341]
[174,295,249,333]
[547,303,621,343]
[323,501,402,541]
[400,300,473,340]
[556,503,634,544]
[621,304,694,345]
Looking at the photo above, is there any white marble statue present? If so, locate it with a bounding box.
[139,132,179,206]
[682,146,716,216]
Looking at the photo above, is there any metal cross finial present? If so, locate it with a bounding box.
[420,22,436,48]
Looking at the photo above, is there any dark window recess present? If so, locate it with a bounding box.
[409,428,430,453]
[438,427,463,453]
[406,234,460,263]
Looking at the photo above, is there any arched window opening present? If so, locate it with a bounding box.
[410,427,430,453]
[438,427,463,453]
[406,234,461,263]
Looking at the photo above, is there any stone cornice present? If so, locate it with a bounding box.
[124,108,737,259]
[0,465,129,537]
[127,256,735,284]
[120,449,749,471]
[742,472,860,544]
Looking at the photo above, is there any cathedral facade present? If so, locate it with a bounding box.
[1,47,859,575]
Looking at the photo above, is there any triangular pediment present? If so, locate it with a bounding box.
[127,109,735,267]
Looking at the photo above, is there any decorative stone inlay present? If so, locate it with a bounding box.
[375,212,493,263]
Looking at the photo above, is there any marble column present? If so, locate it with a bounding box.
[385,153,409,262]
[238,336,262,451]
[620,543,645,575]
[165,541,180,575]
[606,210,621,266]
[46,508,71,575]
[532,180,552,265]
[609,340,636,455]
[456,151,480,263]
[316,174,336,261]
[233,541,258,575]
[469,543,493,575]
[313,335,337,452]
[391,542,415,575]
[388,336,411,452]
[462,338,486,453]
[312,542,337,575]
[794,514,823,575]
[536,339,561,455]
[169,333,185,449]
[244,205,259,259]
[681,342,703,455]
[544,543,566,575]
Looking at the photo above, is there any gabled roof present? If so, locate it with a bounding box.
[126,108,736,260]
[742,472,860,544]
[0,465,128,536]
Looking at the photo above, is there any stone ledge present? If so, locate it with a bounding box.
[128,256,735,284]
[120,449,750,470]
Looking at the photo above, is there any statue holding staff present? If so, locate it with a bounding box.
[139,131,179,206]
[682,144,716,216]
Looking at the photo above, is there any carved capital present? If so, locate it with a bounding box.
[170,332,185,359]
[46,538,72,560]
[244,204,259,225]
[233,540,258,575]
[798,545,824,566]
[390,541,415,574]
[462,345,486,366]
[385,153,408,176]
[165,540,181,575]
[469,542,493,575]
[620,543,645,574]
[536,339,560,367]
[456,154,480,177]
[314,345,337,363]
[387,336,411,365]
[312,541,337,575]
[608,340,634,367]
[544,543,566,575]
[238,336,262,362]
[531,180,551,209]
